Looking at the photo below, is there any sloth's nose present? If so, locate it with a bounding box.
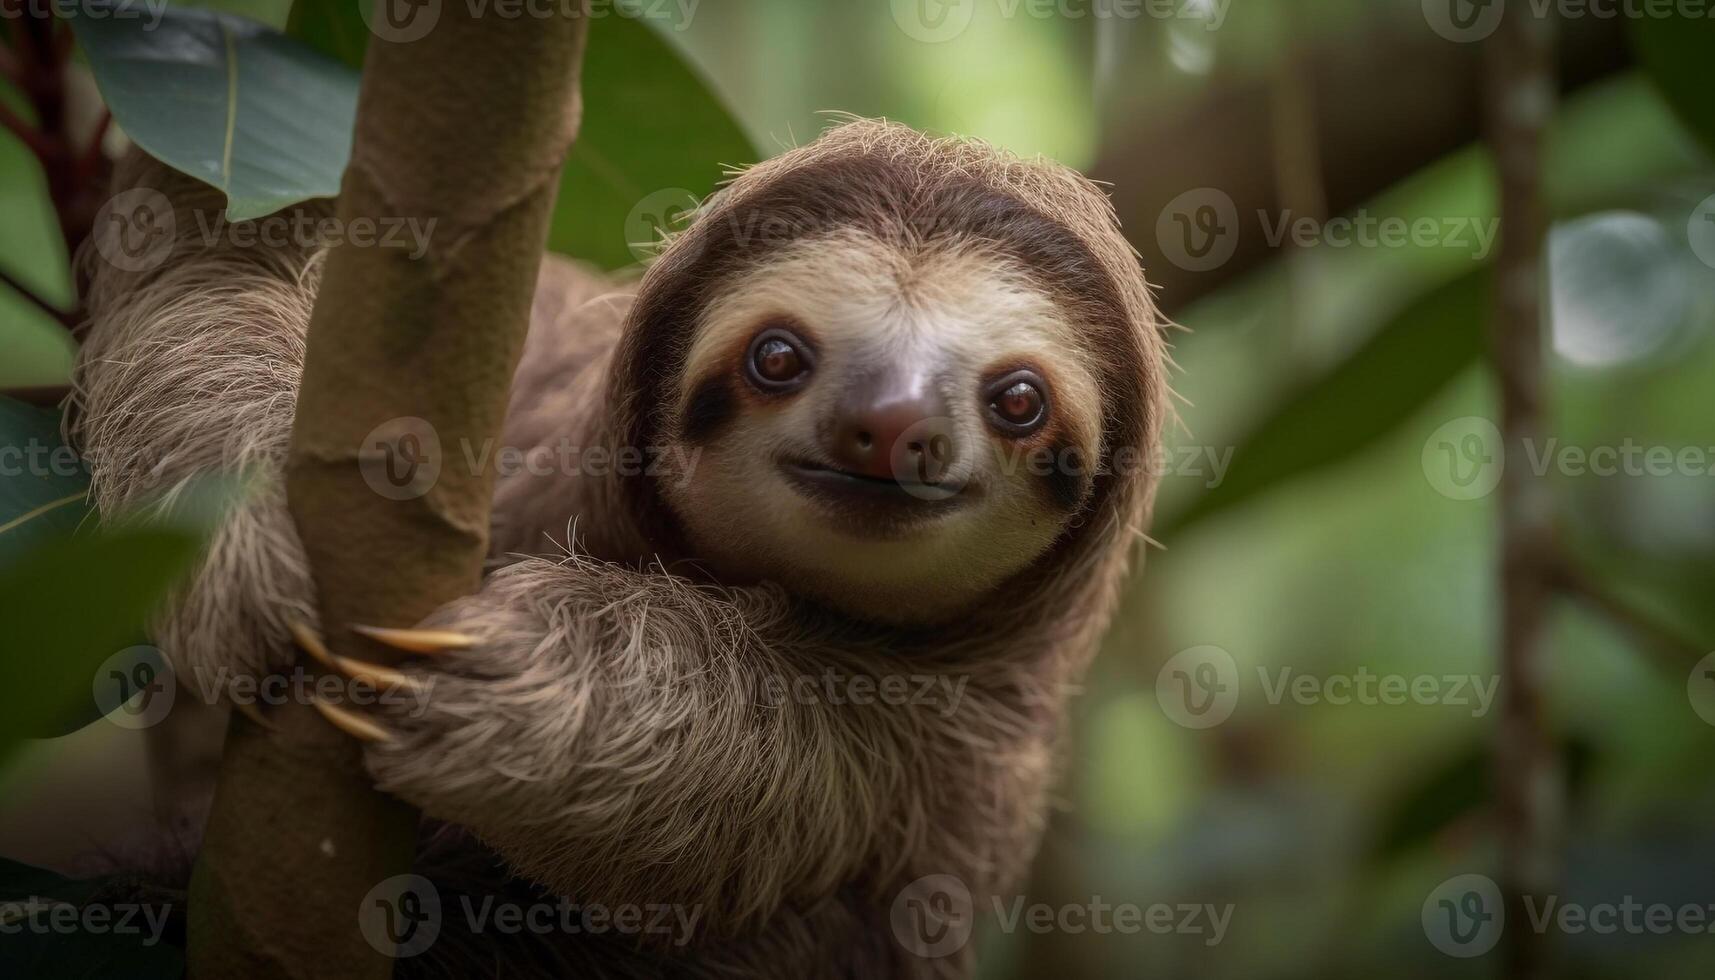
[828,378,957,484]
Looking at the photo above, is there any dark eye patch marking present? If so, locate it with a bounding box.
[1036,443,1093,513]
[679,373,737,444]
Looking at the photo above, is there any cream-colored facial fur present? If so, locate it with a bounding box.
[660,231,1104,623]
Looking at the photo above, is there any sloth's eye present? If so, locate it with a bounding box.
[745,328,813,391]
[985,371,1049,435]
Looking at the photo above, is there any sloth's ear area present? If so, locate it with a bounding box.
[286,620,473,744]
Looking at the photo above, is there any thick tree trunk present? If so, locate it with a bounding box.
[187,7,589,978]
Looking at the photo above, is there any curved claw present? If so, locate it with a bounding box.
[289,620,428,696]
[350,624,476,655]
[311,697,394,744]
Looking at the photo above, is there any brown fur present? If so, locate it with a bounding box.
[70,119,1167,978]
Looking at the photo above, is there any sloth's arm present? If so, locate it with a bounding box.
[71,154,327,690]
[318,555,1012,937]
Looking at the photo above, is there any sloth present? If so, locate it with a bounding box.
[70,119,1168,978]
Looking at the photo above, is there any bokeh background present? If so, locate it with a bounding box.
[4,0,1715,977]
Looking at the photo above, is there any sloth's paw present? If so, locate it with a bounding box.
[286,620,475,744]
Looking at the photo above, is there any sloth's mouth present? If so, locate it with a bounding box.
[778,458,972,532]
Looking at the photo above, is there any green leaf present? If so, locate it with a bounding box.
[283,0,367,68]
[0,526,204,757]
[1631,12,1715,156]
[69,1,359,220]
[0,84,76,388]
[1159,270,1490,536]
[551,15,758,270]
[285,0,759,268]
[0,397,94,563]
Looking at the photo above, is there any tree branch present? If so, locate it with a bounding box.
[1486,8,1560,979]
[187,9,590,978]
[1552,559,1706,673]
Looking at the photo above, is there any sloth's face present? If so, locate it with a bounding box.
[660,232,1105,624]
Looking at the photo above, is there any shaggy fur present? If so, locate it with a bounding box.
[69,120,1167,978]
